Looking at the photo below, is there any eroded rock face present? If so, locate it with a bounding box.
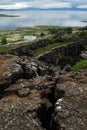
[0,74,55,130]
[0,54,87,130]
[0,93,45,130]
[11,38,52,56]
[0,55,23,90]
[38,40,85,66]
[19,57,54,79]
[51,71,87,130]
[0,55,54,92]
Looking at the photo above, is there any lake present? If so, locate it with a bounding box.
[0,10,87,30]
[24,35,36,41]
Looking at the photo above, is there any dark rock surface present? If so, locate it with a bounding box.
[11,38,52,56]
[0,55,23,90]
[38,39,86,67]
[0,55,54,92]
[0,93,45,130]
[80,51,87,59]
[0,42,87,130]
[51,71,87,130]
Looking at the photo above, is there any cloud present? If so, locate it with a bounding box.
[0,0,87,9]
[0,1,71,9]
[30,1,71,9]
[0,2,29,9]
[77,5,87,9]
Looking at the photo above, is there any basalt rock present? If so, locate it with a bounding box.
[0,74,55,130]
[0,92,46,130]
[15,56,54,79]
[0,55,54,94]
[38,39,86,67]
[0,55,24,91]
[80,51,87,59]
[11,38,52,56]
[0,46,87,130]
[51,71,87,130]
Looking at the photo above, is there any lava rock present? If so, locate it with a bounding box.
[51,71,87,130]
[17,87,30,97]
[0,55,23,90]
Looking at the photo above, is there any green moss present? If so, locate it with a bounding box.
[0,46,13,53]
[71,60,87,71]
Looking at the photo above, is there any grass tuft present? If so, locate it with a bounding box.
[71,60,87,71]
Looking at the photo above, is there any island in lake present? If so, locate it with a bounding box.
[81,20,87,23]
[0,14,19,17]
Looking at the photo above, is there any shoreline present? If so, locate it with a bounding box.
[0,13,19,17]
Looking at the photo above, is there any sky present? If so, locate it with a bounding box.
[0,0,87,9]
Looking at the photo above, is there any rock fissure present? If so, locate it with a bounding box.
[0,36,87,130]
[37,84,65,130]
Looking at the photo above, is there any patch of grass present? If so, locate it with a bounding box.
[33,42,68,57]
[0,46,13,53]
[71,60,87,71]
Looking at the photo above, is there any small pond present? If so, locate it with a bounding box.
[24,35,36,41]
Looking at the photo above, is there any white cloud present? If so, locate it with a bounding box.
[32,1,71,9]
[1,0,87,10]
[0,1,72,9]
[0,2,29,9]
[77,5,87,9]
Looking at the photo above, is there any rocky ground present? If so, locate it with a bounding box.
[0,54,87,130]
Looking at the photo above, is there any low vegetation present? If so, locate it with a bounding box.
[0,46,13,53]
[1,37,7,45]
[71,60,87,71]
[0,26,86,54]
[33,42,68,57]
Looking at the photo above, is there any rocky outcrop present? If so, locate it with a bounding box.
[0,48,87,130]
[0,53,59,130]
[0,55,54,96]
[0,55,24,91]
[11,38,52,56]
[38,40,86,67]
[0,59,87,130]
[51,71,87,130]
[0,92,45,130]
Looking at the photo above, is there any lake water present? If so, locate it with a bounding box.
[0,10,87,30]
[24,35,36,41]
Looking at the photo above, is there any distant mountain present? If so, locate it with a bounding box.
[0,7,87,11]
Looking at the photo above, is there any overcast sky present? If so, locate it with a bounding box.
[0,0,87,9]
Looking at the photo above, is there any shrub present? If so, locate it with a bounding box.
[65,27,72,34]
[54,36,72,43]
[71,60,87,71]
[1,37,7,45]
[49,28,58,34]
[79,31,87,37]
[40,32,45,37]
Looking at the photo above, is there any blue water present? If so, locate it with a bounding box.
[0,10,87,30]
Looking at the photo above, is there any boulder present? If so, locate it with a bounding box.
[0,55,23,90]
[80,51,87,59]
